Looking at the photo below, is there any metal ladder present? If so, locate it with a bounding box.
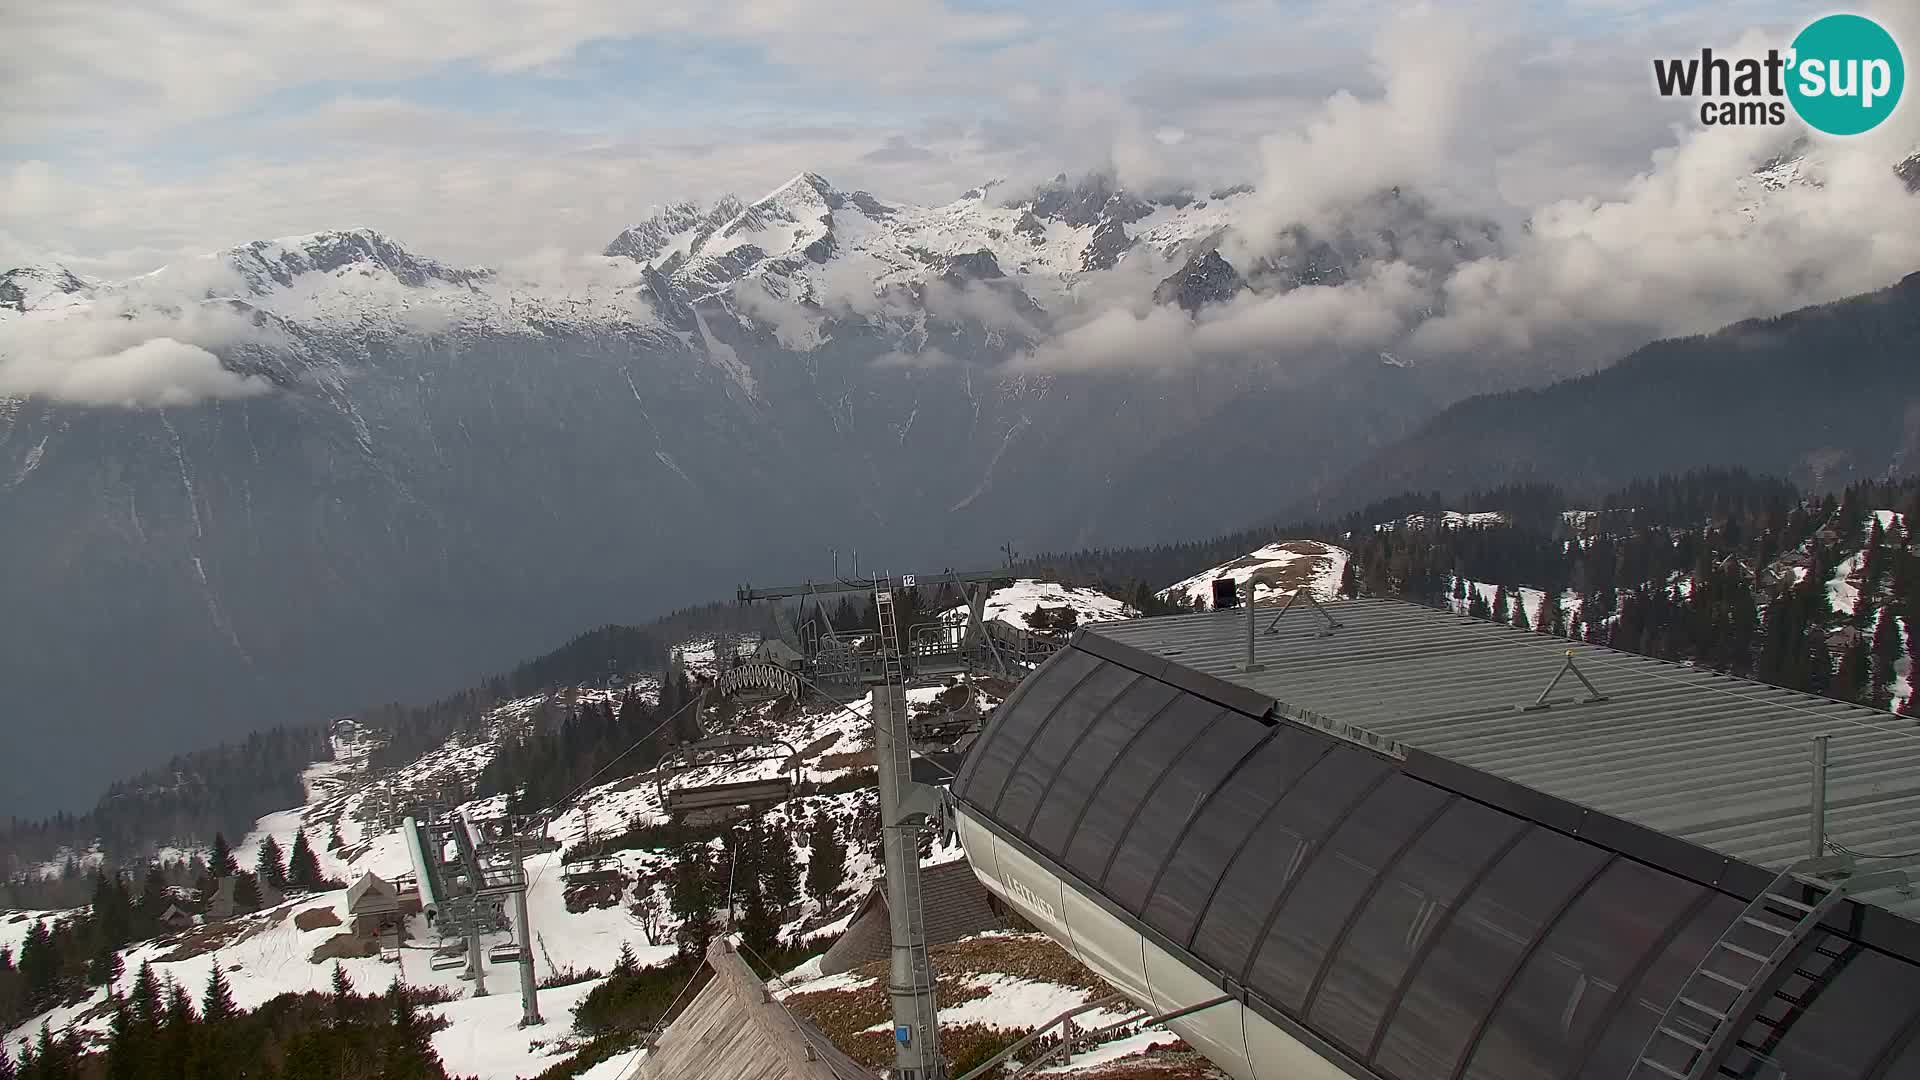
[1631,855,1908,1080]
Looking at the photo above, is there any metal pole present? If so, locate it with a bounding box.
[512,840,542,1026]
[1240,579,1263,672]
[468,927,488,997]
[1809,734,1829,859]
[874,667,944,1077]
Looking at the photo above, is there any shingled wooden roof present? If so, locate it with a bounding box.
[638,937,875,1080]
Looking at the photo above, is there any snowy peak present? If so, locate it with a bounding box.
[0,264,96,314]
[1019,172,1156,229]
[602,200,708,264]
[1153,246,1242,313]
[216,227,488,296]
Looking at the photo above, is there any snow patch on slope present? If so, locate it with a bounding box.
[1160,541,1351,606]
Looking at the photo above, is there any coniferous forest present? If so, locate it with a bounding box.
[1,958,470,1080]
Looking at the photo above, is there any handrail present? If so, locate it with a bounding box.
[951,994,1128,1080]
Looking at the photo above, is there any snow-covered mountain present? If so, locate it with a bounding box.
[5,149,1915,815]
[0,265,96,314]
[602,171,1254,310]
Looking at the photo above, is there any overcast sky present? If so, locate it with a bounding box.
[7,0,1889,280]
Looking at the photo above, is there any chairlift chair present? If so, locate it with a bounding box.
[429,952,466,973]
[487,942,522,964]
[654,732,802,820]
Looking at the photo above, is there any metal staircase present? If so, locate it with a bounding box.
[1631,855,1909,1080]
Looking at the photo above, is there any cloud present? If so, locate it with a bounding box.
[1013,259,1429,374]
[922,279,1043,339]
[1413,130,1920,357]
[1241,6,1491,238]
[1015,305,1194,373]
[861,136,941,164]
[733,278,823,350]
[0,305,275,407]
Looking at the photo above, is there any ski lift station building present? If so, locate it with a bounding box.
[951,598,1920,1080]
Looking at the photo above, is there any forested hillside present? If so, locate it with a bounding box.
[12,466,1915,905]
[1294,271,1920,519]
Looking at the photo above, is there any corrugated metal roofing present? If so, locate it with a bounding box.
[1090,598,1920,923]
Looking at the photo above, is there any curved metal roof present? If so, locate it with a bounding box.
[951,606,1920,1080]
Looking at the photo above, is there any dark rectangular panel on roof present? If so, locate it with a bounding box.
[1189,747,1391,978]
[1140,725,1334,947]
[1769,948,1920,1080]
[1575,892,1742,1080]
[956,648,1101,809]
[1373,826,1609,1080]
[953,642,1079,792]
[1310,797,1526,1058]
[1461,857,1704,1080]
[1027,677,1182,858]
[1101,709,1268,914]
[994,661,1141,832]
[1249,773,1450,1013]
[1062,693,1224,885]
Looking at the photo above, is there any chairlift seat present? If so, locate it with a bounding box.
[429,953,466,972]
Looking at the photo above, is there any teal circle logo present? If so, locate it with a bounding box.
[1787,14,1904,135]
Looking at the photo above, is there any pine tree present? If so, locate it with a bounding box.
[739,880,779,958]
[1452,575,1467,603]
[0,1038,13,1080]
[384,981,442,1080]
[1872,605,1902,710]
[1492,585,1510,625]
[805,815,846,905]
[86,943,121,987]
[762,830,800,919]
[31,1024,66,1080]
[234,873,263,913]
[130,962,162,1028]
[105,992,139,1080]
[207,833,237,879]
[613,943,638,977]
[331,963,354,1021]
[1467,589,1491,620]
[201,960,235,1023]
[1337,561,1359,599]
[288,830,324,891]
[139,865,170,920]
[669,844,716,966]
[256,837,287,890]
[1511,593,1531,630]
[1808,633,1834,695]
[1833,637,1870,703]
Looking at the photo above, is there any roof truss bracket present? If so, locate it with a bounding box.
[1264,589,1343,637]
[1525,649,1609,711]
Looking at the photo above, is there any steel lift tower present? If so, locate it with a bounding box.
[739,568,1034,1080]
